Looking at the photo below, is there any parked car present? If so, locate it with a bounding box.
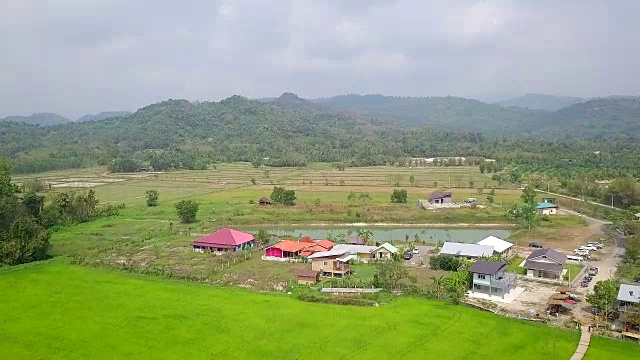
[588,267,599,276]
[587,242,604,249]
[574,249,589,255]
[403,252,413,260]
[529,242,543,248]
[582,245,598,251]
[412,248,420,254]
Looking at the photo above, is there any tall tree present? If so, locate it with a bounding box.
[519,185,538,229]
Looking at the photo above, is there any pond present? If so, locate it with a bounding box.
[238,227,511,244]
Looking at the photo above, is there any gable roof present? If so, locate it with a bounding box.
[346,235,365,245]
[294,269,318,278]
[477,236,514,253]
[523,260,563,272]
[315,239,335,250]
[526,248,566,265]
[469,261,507,275]
[618,284,640,303]
[333,244,377,254]
[192,228,254,247]
[307,248,349,259]
[440,242,494,258]
[536,202,558,209]
[374,243,398,254]
[299,236,314,243]
[267,240,311,253]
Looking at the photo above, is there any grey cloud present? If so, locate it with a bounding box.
[0,0,639,118]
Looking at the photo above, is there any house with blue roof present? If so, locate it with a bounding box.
[536,202,558,215]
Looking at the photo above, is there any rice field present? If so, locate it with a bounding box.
[0,260,584,360]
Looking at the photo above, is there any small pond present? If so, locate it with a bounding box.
[238,227,511,244]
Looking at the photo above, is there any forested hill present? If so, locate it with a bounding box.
[314,94,543,134]
[75,111,131,123]
[535,97,640,139]
[1,112,71,126]
[496,93,587,111]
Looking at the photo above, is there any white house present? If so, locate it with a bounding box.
[372,243,398,260]
[477,236,514,258]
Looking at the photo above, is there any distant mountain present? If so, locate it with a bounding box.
[1,112,71,126]
[75,111,131,123]
[314,94,544,135]
[496,93,587,111]
[532,97,640,138]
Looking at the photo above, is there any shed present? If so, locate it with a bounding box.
[477,236,514,257]
[346,235,365,245]
[536,202,558,215]
[295,269,319,285]
[429,191,453,205]
[372,243,398,260]
[259,197,272,206]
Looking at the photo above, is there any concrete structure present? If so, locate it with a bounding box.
[469,261,516,299]
[439,242,494,259]
[524,248,566,279]
[428,191,453,205]
[192,228,255,253]
[308,251,352,278]
[477,236,514,258]
[537,202,558,215]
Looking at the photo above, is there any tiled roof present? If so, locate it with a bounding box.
[268,240,311,253]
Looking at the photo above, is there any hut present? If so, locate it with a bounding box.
[295,269,319,285]
[259,197,272,206]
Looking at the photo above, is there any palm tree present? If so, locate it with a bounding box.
[358,228,373,245]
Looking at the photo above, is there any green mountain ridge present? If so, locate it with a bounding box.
[496,93,587,111]
[75,111,131,123]
[1,112,72,126]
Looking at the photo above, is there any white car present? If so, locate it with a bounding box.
[582,245,598,251]
[412,248,420,254]
[579,246,596,251]
[587,242,604,249]
[574,250,589,256]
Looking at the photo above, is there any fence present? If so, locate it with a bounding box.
[261,255,303,263]
[517,274,567,286]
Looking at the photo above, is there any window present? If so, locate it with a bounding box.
[477,274,486,280]
[323,261,328,266]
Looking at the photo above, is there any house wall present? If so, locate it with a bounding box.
[358,252,372,262]
[374,249,392,260]
[265,247,283,258]
[442,196,453,204]
[297,277,317,285]
[539,208,557,215]
[311,258,336,272]
[473,273,492,286]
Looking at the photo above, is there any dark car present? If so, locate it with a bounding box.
[404,252,413,260]
[529,242,543,248]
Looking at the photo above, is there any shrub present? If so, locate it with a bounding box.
[271,186,296,206]
[145,190,159,207]
[175,200,199,223]
[390,189,407,203]
[297,293,377,307]
[429,254,462,271]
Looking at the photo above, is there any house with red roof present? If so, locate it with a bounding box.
[264,239,335,260]
[192,228,255,253]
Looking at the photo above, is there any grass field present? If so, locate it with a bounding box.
[0,260,585,360]
[584,335,640,360]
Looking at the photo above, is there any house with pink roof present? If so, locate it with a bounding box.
[192,228,255,253]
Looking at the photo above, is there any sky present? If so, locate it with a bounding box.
[1,0,639,118]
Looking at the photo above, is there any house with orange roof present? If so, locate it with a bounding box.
[264,238,335,260]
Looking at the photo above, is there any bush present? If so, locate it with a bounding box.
[297,293,378,307]
[271,186,296,206]
[429,254,462,271]
[175,200,199,223]
[390,189,408,203]
[145,190,159,207]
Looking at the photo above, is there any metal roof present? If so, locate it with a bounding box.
[536,202,558,209]
[332,244,377,254]
[468,261,507,275]
[618,284,640,303]
[440,242,494,258]
[192,228,254,247]
[527,248,566,265]
[523,260,563,272]
[477,236,513,253]
[374,243,398,254]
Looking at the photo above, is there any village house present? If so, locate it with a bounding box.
[372,243,399,260]
[264,238,334,260]
[617,283,640,312]
[477,236,514,258]
[469,261,516,299]
[428,191,453,205]
[192,228,255,253]
[439,242,494,260]
[331,244,377,263]
[524,248,566,279]
[258,197,272,206]
[307,249,353,278]
[295,269,319,285]
[536,202,558,215]
[346,234,365,245]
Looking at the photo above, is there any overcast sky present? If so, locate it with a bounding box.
[1,0,639,118]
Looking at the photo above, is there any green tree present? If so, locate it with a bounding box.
[271,186,296,206]
[373,257,409,290]
[519,185,538,229]
[390,189,408,203]
[409,175,415,186]
[253,229,272,247]
[145,190,159,207]
[251,158,262,168]
[444,269,470,304]
[430,275,446,299]
[174,200,199,223]
[22,192,45,220]
[357,228,373,245]
[469,179,475,188]
[587,279,620,315]
[479,163,486,173]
